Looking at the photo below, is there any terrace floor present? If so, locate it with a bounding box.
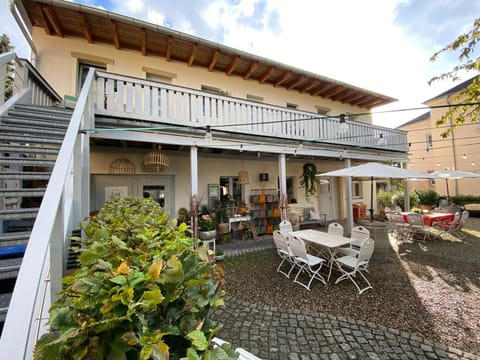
[213,218,480,359]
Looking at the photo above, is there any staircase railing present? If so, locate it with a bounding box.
[0,68,94,359]
[0,52,62,115]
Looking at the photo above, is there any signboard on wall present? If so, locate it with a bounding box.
[105,186,128,201]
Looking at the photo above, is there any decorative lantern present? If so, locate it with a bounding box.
[108,158,136,174]
[238,170,249,185]
[238,160,249,185]
[143,145,169,173]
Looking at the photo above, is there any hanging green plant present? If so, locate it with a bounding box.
[300,163,318,197]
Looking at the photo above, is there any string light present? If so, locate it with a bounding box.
[204,125,212,141]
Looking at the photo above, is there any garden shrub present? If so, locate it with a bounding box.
[377,190,394,210]
[451,194,480,205]
[34,197,237,360]
[391,191,419,210]
[416,189,440,207]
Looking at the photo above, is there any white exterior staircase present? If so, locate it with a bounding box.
[0,103,72,330]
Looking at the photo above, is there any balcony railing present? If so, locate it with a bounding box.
[94,71,408,152]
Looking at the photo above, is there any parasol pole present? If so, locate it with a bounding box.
[445,178,450,203]
[369,176,374,222]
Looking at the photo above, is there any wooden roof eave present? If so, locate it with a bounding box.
[20,0,397,109]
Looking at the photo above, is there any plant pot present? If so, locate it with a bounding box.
[419,204,432,212]
[199,230,216,240]
[215,254,225,262]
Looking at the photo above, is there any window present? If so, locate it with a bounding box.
[247,94,263,102]
[146,73,173,84]
[315,105,330,115]
[286,102,298,109]
[77,61,106,95]
[201,85,230,96]
[286,177,296,203]
[352,181,362,198]
[426,134,433,150]
[143,66,176,84]
[219,176,242,205]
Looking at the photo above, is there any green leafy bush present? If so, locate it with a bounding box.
[416,189,440,207]
[391,191,419,210]
[451,194,480,205]
[377,190,394,210]
[34,197,237,360]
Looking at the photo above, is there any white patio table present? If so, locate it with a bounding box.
[291,229,353,281]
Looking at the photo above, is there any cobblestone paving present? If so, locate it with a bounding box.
[211,297,477,360]
[215,237,479,360]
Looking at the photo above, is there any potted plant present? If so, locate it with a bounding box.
[300,163,318,197]
[34,196,237,359]
[417,189,440,211]
[199,214,217,240]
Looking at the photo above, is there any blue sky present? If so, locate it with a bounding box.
[2,0,480,128]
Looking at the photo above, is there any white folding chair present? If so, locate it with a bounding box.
[338,226,370,256]
[327,222,344,236]
[432,211,464,238]
[289,235,327,290]
[279,220,293,235]
[407,212,428,242]
[272,230,296,278]
[389,212,410,241]
[334,237,374,294]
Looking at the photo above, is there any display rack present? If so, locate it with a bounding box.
[249,188,281,235]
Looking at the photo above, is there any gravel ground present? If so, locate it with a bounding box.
[220,217,480,356]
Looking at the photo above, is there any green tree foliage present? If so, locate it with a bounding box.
[0,33,15,100]
[34,197,238,360]
[429,18,480,137]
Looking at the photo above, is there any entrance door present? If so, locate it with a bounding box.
[91,175,174,217]
[319,177,337,220]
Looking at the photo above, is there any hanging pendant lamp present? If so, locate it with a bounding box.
[109,158,136,174]
[238,160,249,184]
[143,145,169,173]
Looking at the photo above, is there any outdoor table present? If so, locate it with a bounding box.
[422,212,455,226]
[228,215,251,232]
[291,229,352,281]
[401,211,455,226]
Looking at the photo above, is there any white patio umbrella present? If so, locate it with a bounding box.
[317,162,436,221]
[431,169,480,199]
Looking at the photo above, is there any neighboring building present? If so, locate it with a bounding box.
[399,75,480,197]
[0,0,409,356]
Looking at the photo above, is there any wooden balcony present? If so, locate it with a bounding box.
[94,71,408,152]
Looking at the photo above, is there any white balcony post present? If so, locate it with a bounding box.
[345,158,353,235]
[190,146,198,196]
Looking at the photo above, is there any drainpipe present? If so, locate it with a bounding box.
[447,94,458,196]
[9,0,38,64]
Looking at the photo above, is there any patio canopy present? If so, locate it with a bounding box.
[317,162,436,221]
[431,169,480,199]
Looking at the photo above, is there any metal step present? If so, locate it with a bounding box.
[1,116,70,130]
[0,232,31,247]
[0,124,67,138]
[0,134,63,145]
[8,105,73,119]
[0,171,51,180]
[0,189,45,197]
[0,292,12,322]
[0,208,39,221]
[0,257,22,280]
[0,157,56,167]
[0,144,60,155]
